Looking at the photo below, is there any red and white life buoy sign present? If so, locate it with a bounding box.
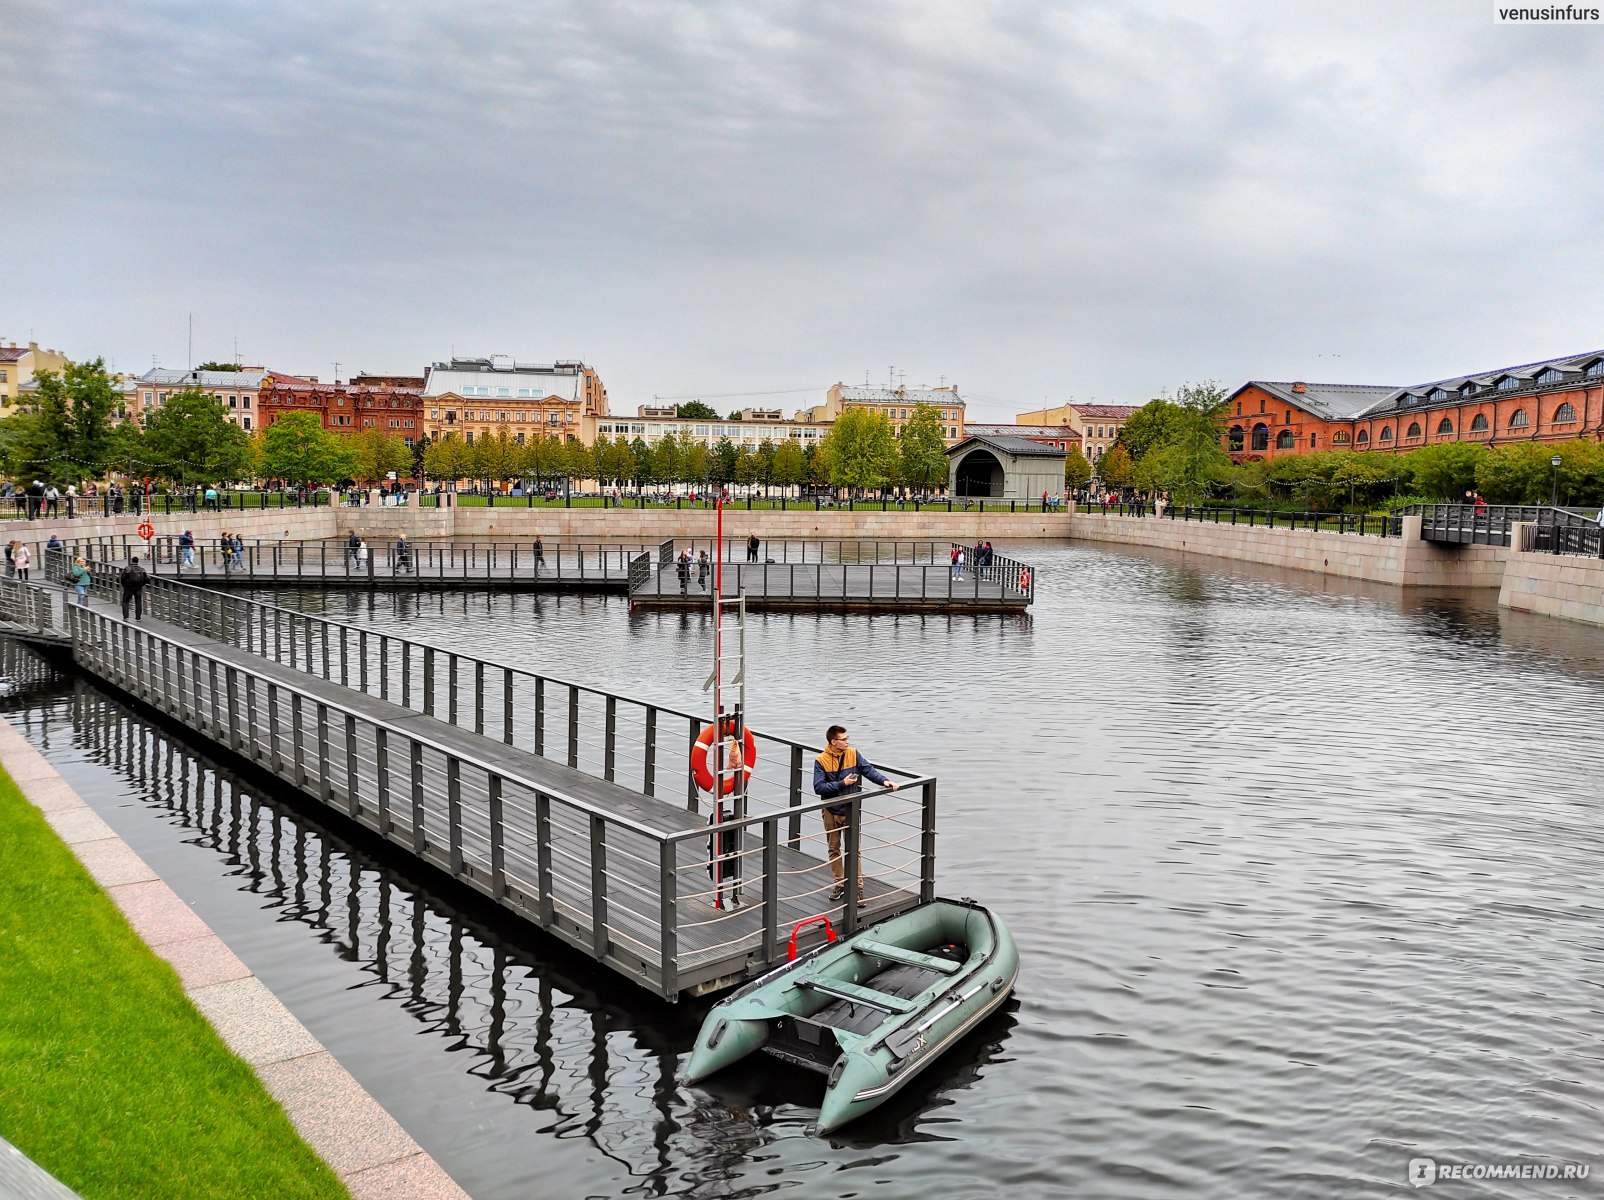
[690,718,757,795]
[137,521,155,541]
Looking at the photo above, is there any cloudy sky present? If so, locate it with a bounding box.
[5,0,1603,419]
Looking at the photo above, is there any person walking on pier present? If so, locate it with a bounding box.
[347,530,361,569]
[697,549,710,591]
[813,725,898,902]
[231,532,244,569]
[119,557,149,621]
[179,529,195,567]
[533,537,545,572]
[676,549,691,594]
[746,532,760,563]
[952,545,965,581]
[69,557,92,606]
[12,541,30,581]
[395,535,413,573]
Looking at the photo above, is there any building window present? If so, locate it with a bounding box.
[1380,427,1393,442]
[337,396,345,406]
[1251,423,1270,451]
[142,390,151,402]
[1497,376,1520,392]
[1285,410,1292,424]
[243,417,251,430]
[1536,367,1562,385]
[1436,418,1454,435]
[549,413,559,424]
[1310,433,1318,448]
[1460,383,1478,396]
[1554,402,1578,422]
[1356,429,1369,445]
[1406,422,1422,438]
[1470,413,1489,432]
[1276,430,1295,449]
[496,387,510,397]
[1509,409,1529,428]
[1228,425,1245,451]
[1586,360,1604,378]
[465,432,473,444]
[1333,430,1350,445]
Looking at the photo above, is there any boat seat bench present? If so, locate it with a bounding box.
[796,976,920,1014]
[853,939,962,975]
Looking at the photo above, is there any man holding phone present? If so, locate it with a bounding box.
[812,725,898,902]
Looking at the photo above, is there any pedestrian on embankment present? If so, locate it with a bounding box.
[69,557,91,606]
[120,557,149,621]
[12,541,30,581]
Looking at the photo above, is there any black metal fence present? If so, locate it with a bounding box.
[1522,523,1604,558]
[1397,504,1600,547]
[1088,501,1403,536]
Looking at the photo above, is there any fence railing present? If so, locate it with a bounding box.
[1087,501,1403,536]
[1522,522,1604,558]
[1397,504,1599,547]
[0,574,55,635]
[47,555,939,995]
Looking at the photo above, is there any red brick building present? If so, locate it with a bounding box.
[259,372,425,444]
[1225,349,1604,460]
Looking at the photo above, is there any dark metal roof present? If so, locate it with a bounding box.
[946,434,1068,459]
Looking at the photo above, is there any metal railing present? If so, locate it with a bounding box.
[0,573,55,636]
[1399,504,1598,547]
[1087,501,1403,536]
[1522,522,1604,558]
[51,555,939,997]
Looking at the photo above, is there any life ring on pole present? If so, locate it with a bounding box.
[137,521,155,541]
[1018,567,1032,591]
[691,718,757,796]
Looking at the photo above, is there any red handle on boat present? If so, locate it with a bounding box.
[787,915,838,961]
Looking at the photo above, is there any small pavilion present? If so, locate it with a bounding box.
[945,435,1068,499]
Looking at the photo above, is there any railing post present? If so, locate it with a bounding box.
[644,706,658,796]
[409,740,426,854]
[921,780,937,902]
[488,775,505,898]
[447,756,463,874]
[375,727,391,834]
[568,687,580,768]
[604,695,617,782]
[536,792,554,924]
[658,839,678,997]
[589,814,608,956]
[762,821,779,963]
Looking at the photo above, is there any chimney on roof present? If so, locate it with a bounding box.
[1291,382,1307,393]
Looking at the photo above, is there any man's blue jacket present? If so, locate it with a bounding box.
[813,747,891,816]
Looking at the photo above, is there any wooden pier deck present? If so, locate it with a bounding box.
[20,565,937,999]
[631,559,1030,611]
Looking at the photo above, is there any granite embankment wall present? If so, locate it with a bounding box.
[1499,547,1604,628]
[1065,513,1511,588]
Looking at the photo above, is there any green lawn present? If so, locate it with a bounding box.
[0,770,348,1200]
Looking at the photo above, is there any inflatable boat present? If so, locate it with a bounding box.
[684,897,1018,1132]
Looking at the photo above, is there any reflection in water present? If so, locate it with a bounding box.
[5,672,1014,1198]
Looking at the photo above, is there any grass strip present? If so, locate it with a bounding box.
[0,767,348,1200]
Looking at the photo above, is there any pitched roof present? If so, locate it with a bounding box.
[965,422,1081,440]
[1234,381,1401,421]
[947,434,1068,459]
[138,367,266,388]
[0,347,25,363]
[1066,403,1140,419]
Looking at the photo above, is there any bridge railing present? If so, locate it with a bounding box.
[0,574,55,635]
[1088,501,1403,535]
[57,559,937,997]
[1397,503,1600,547]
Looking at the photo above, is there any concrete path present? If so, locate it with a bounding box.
[0,719,472,1200]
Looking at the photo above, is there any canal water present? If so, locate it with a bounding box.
[4,540,1603,1199]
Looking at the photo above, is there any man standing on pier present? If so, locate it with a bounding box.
[747,532,760,562]
[813,725,897,902]
[119,557,149,621]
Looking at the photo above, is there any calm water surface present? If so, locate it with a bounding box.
[5,539,1603,1199]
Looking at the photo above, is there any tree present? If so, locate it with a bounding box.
[1098,442,1135,488]
[193,362,245,373]
[140,389,254,485]
[651,432,684,487]
[350,428,413,486]
[1153,381,1232,505]
[676,401,719,420]
[773,440,806,492]
[755,439,778,493]
[1474,441,1579,505]
[734,450,761,488]
[821,408,898,491]
[712,437,739,484]
[1403,442,1490,501]
[1064,446,1093,489]
[1117,399,1184,462]
[258,412,356,485]
[683,442,711,486]
[898,402,949,493]
[629,437,653,486]
[423,435,470,484]
[22,359,119,480]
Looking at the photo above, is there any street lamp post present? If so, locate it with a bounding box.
[1550,454,1562,507]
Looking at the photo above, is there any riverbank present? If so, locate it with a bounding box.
[0,721,470,1200]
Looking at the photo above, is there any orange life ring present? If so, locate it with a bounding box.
[137,521,155,541]
[1018,568,1032,590]
[691,718,757,795]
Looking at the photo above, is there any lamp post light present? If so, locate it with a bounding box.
[1550,454,1562,507]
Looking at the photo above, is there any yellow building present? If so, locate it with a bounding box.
[1014,401,1140,467]
[420,356,606,444]
[0,340,70,416]
[809,383,966,443]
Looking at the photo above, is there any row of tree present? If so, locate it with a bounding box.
[1104,383,1604,508]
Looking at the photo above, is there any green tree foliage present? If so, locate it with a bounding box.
[349,428,413,485]
[629,437,653,485]
[257,412,356,485]
[734,450,760,487]
[423,435,470,483]
[16,359,119,480]
[522,433,565,485]
[1117,399,1184,462]
[773,440,806,491]
[1471,440,1604,505]
[676,401,719,420]
[807,442,833,487]
[140,389,255,485]
[821,408,898,490]
[651,432,685,486]
[1064,446,1093,488]
[600,436,635,485]
[1098,442,1135,488]
[713,437,739,484]
[193,362,245,372]
[898,402,949,492]
[755,439,777,491]
[683,442,711,485]
[1400,442,1489,501]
